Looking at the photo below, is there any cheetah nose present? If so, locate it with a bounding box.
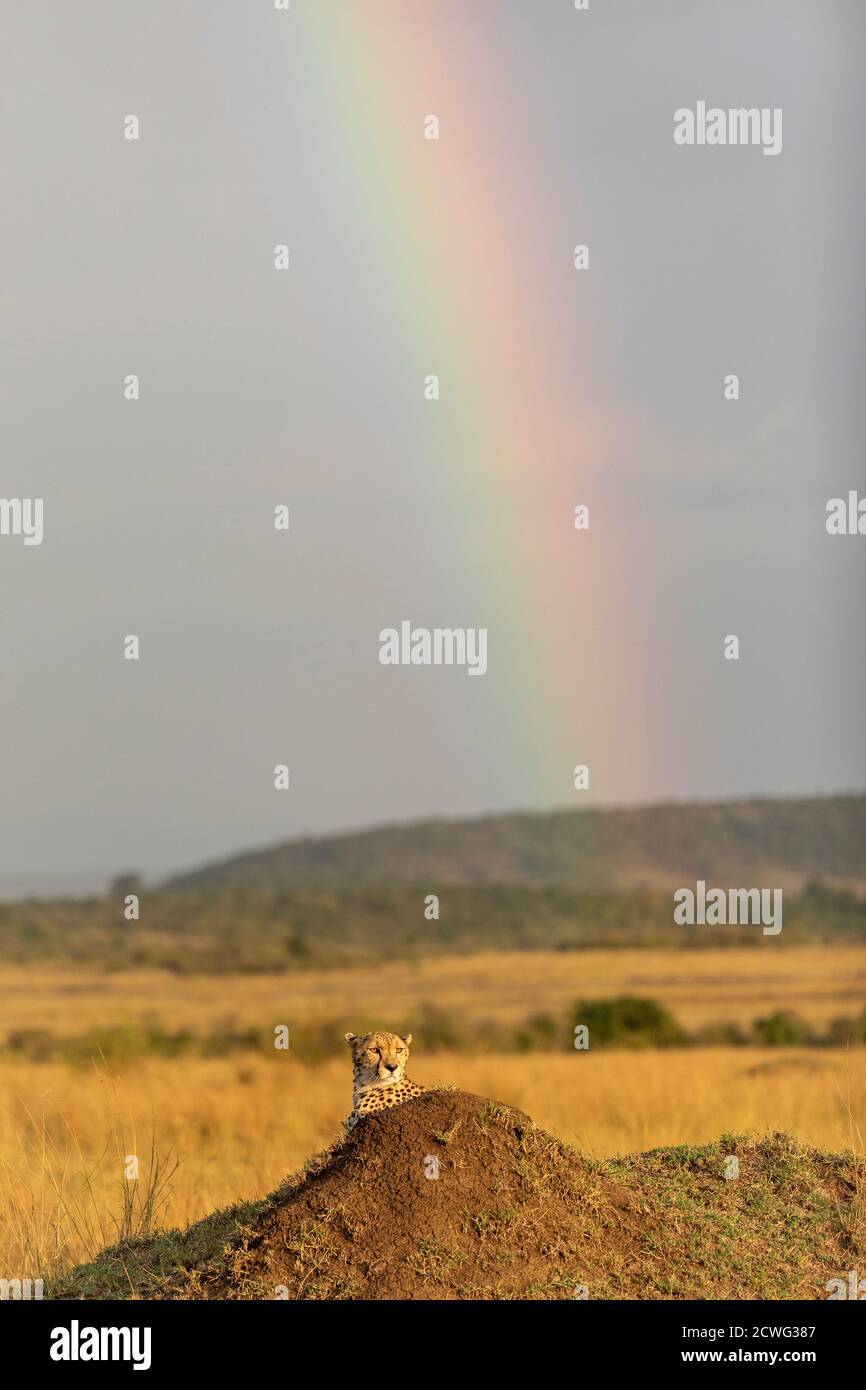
[384,1062,398,1072]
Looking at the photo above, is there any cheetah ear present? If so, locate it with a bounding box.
[402,1033,413,1046]
[344,1032,357,1045]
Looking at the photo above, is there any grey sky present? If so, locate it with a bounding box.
[1,1,863,894]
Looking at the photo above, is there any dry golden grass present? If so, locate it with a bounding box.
[2,1047,865,1278]
[3,943,866,1036]
[2,947,865,1279]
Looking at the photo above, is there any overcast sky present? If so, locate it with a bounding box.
[1,1,863,895]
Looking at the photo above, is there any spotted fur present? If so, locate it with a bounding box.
[344,1029,426,1130]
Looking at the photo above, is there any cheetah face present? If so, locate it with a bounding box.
[345,1029,412,1088]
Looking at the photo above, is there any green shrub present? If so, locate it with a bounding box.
[569,996,687,1049]
[514,1013,558,1052]
[751,1010,813,1046]
[823,1007,866,1047]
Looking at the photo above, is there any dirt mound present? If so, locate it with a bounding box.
[54,1090,864,1300]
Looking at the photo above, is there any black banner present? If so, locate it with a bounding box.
[5,1298,861,1376]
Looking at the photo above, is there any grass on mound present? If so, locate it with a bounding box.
[49,1091,865,1302]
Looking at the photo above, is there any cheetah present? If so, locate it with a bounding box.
[344,1029,426,1130]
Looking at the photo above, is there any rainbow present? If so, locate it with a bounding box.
[280,2,643,802]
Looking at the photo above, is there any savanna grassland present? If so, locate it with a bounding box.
[2,797,865,1288]
[2,946,866,1280]
[3,944,866,1037]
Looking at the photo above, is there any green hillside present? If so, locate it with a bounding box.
[2,796,863,973]
[2,878,865,974]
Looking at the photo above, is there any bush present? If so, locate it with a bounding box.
[569,996,687,1050]
[692,1021,749,1047]
[751,1010,813,1046]
[514,1013,558,1052]
[823,1008,866,1047]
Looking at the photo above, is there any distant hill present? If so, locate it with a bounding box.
[2,795,864,971]
[163,793,866,893]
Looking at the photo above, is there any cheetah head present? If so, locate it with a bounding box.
[344,1029,413,1088]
